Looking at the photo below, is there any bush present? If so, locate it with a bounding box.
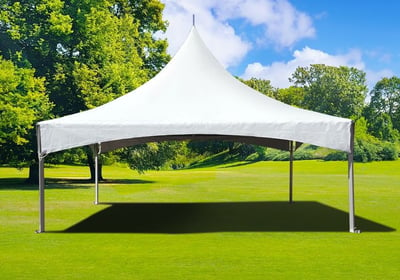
[354,138,398,162]
[264,149,289,161]
[46,148,88,165]
[294,149,314,160]
[324,151,347,161]
[354,139,378,162]
[187,140,234,155]
[378,142,398,160]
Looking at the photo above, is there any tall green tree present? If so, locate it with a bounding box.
[0,0,77,113]
[0,56,53,180]
[275,86,305,107]
[0,0,169,180]
[365,76,400,138]
[290,64,368,118]
[0,0,169,114]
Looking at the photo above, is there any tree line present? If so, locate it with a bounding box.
[1,1,399,181]
[241,66,399,163]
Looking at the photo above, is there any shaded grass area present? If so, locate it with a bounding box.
[63,201,394,233]
[1,161,399,279]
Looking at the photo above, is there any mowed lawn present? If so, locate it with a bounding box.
[0,160,399,279]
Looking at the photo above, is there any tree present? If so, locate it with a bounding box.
[0,0,169,180]
[0,56,53,181]
[365,76,400,138]
[290,64,368,118]
[275,86,305,107]
[122,142,183,173]
[241,77,275,97]
[55,0,169,179]
[69,3,148,108]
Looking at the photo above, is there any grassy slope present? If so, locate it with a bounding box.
[0,161,399,279]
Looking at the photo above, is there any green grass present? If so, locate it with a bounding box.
[1,160,399,279]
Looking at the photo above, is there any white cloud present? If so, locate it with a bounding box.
[212,0,315,47]
[242,47,366,88]
[161,0,315,67]
[161,0,252,67]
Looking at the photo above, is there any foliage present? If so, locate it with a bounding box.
[363,110,399,142]
[70,6,147,108]
[188,140,234,155]
[0,0,169,114]
[274,86,305,106]
[290,64,368,118]
[0,0,169,178]
[240,77,275,97]
[263,147,314,161]
[352,117,398,162]
[378,142,399,160]
[364,76,400,140]
[121,141,189,173]
[0,0,80,115]
[127,0,170,77]
[46,148,88,165]
[323,151,348,161]
[354,138,398,162]
[164,142,203,170]
[233,143,258,160]
[240,78,306,107]
[0,56,52,166]
[322,141,397,162]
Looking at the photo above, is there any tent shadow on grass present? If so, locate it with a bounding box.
[62,201,395,233]
[0,178,155,190]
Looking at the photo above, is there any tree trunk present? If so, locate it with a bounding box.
[27,160,39,184]
[87,148,104,182]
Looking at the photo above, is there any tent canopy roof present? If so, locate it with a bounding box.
[37,27,353,155]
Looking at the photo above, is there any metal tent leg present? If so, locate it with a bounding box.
[289,141,294,203]
[94,152,99,205]
[94,143,101,205]
[348,122,359,233]
[348,151,360,233]
[37,156,45,233]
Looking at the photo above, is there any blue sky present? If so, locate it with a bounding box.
[161,0,399,90]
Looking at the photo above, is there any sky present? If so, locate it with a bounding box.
[160,0,400,90]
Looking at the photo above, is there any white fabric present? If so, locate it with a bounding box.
[37,27,353,155]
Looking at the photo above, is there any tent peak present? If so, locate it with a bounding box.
[193,14,196,26]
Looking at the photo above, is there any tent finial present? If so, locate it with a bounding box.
[193,14,195,26]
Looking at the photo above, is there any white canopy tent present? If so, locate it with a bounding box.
[36,26,357,233]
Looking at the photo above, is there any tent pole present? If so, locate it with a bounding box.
[348,122,358,233]
[93,145,99,205]
[348,151,356,232]
[95,152,99,205]
[37,155,45,233]
[36,124,45,233]
[289,141,294,203]
[94,144,101,205]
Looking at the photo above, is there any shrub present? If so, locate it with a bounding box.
[353,138,398,162]
[264,149,288,161]
[324,151,347,161]
[378,142,398,160]
[294,149,314,160]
